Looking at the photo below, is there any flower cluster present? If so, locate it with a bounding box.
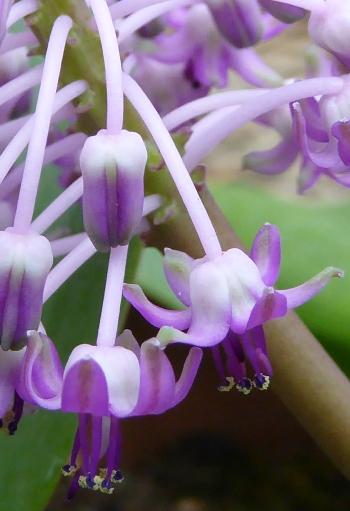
[0,0,345,499]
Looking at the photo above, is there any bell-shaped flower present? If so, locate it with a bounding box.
[207,0,264,48]
[59,330,202,494]
[259,0,306,23]
[123,223,343,348]
[0,228,53,350]
[80,129,147,251]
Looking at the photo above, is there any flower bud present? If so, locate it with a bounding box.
[0,229,53,350]
[207,0,263,48]
[80,129,147,251]
[259,0,305,23]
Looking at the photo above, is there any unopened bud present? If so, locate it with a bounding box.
[208,0,263,48]
[0,229,53,350]
[80,129,147,251]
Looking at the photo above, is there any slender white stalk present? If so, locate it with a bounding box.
[50,233,87,257]
[89,0,123,134]
[31,177,83,234]
[0,31,37,53]
[43,236,96,302]
[117,0,196,41]
[183,77,344,171]
[0,65,42,108]
[163,89,268,131]
[123,73,222,259]
[0,80,86,187]
[96,245,128,347]
[0,133,86,199]
[7,0,37,27]
[110,0,169,19]
[14,15,73,232]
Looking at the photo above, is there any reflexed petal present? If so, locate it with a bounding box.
[116,329,140,358]
[247,288,287,329]
[259,0,305,23]
[332,121,350,166]
[123,284,191,329]
[298,159,323,194]
[163,248,197,306]
[172,347,202,406]
[244,131,298,175]
[250,223,281,286]
[19,331,63,410]
[132,339,176,415]
[279,267,344,309]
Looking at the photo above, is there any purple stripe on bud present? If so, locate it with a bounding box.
[0,229,53,350]
[80,129,147,251]
[208,0,263,48]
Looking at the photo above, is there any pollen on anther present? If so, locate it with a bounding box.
[218,376,235,392]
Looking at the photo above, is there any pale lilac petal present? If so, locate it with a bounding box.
[116,329,140,358]
[123,284,191,329]
[163,248,197,306]
[279,267,344,309]
[250,223,281,286]
[244,131,298,175]
[332,121,350,166]
[247,288,287,329]
[259,0,305,23]
[132,339,176,415]
[172,347,202,406]
[299,97,328,143]
[62,357,109,416]
[19,331,63,410]
[221,249,265,335]
[298,159,323,194]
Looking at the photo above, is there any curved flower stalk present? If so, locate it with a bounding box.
[124,224,343,388]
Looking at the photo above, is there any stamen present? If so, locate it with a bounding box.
[253,373,271,391]
[236,377,253,395]
[218,376,235,392]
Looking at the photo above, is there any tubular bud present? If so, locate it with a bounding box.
[80,129,147,251]
[0,228,53,350]
[208,0,263,48]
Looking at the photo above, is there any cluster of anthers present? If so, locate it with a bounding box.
[0,0,347,498]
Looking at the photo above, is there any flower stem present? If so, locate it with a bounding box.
[96,245,129,347]
[89,0,123,134]
[183,77,344,170]
[13,15,72,232]
[123,73,222,259]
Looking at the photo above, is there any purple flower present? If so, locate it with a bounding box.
[207,0,264,48]
[0,229,53,350]
[80,129,147,251]
[124,223,343,348]
[0,346,25,434]
[152,4,234,88]
[60,330,202,493]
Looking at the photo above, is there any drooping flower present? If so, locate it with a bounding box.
[124,223,343,351]
[60,330,202,494]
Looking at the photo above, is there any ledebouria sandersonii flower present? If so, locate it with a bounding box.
[0,0,349,503]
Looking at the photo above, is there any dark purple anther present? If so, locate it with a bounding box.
[80,129,147,251]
